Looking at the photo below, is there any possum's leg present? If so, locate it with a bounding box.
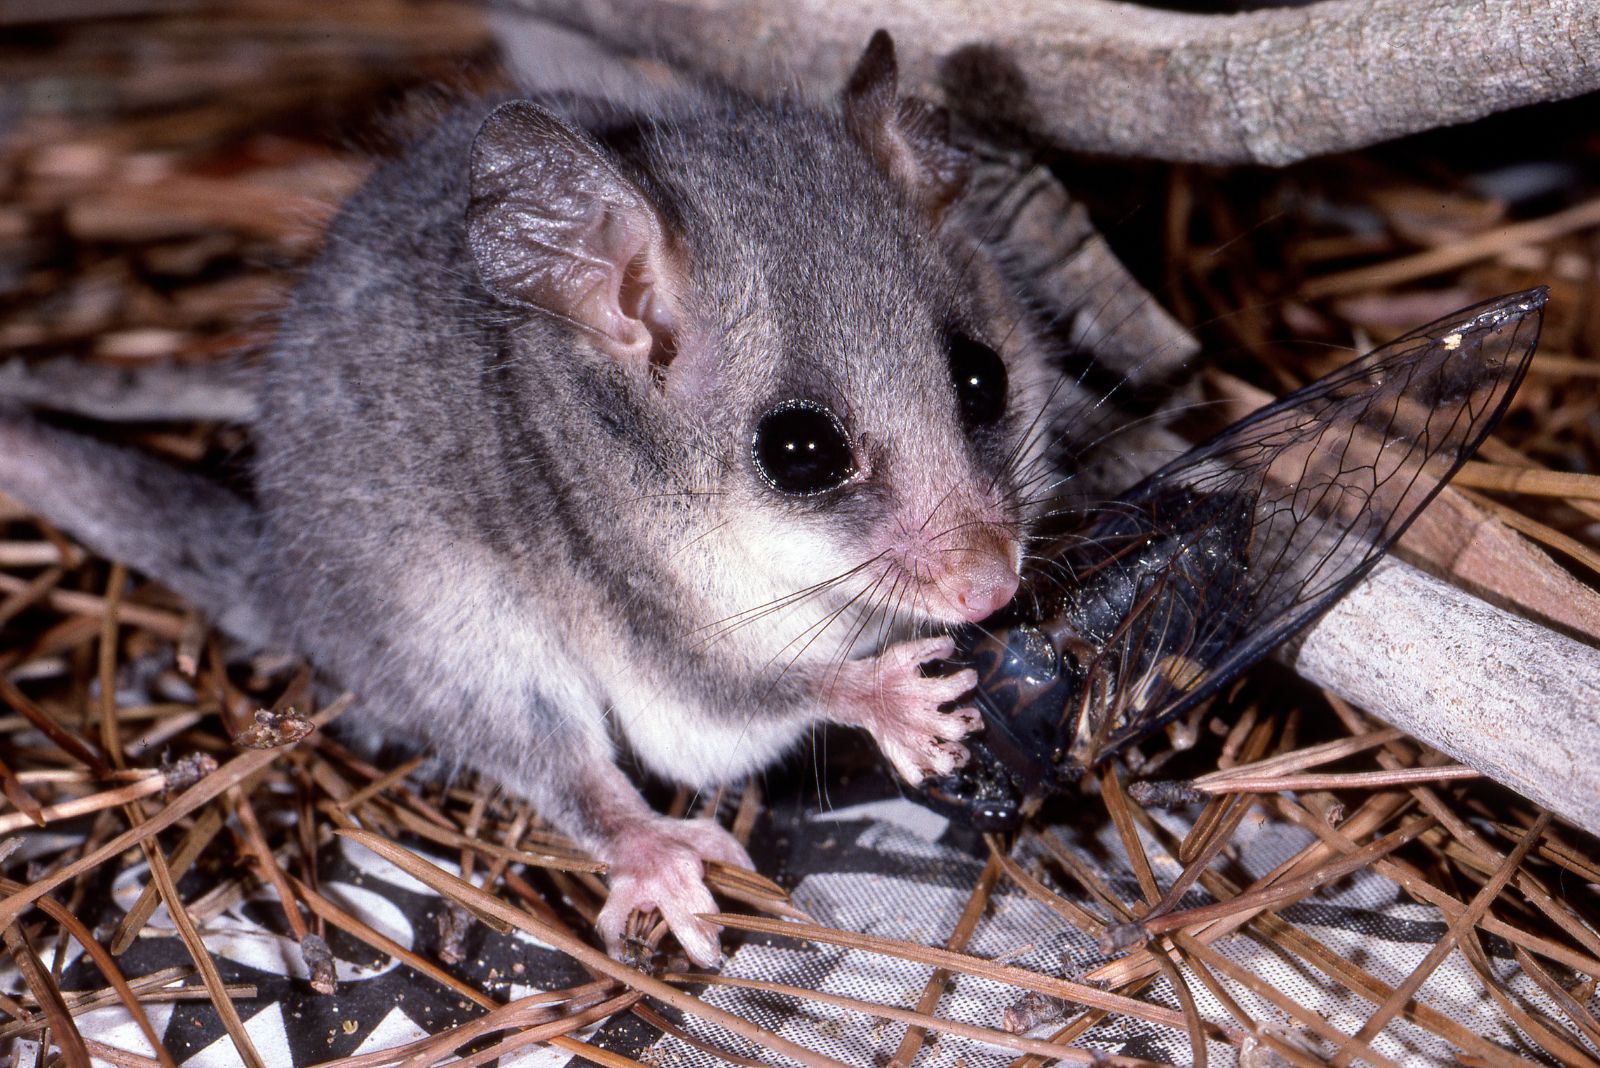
[814,636,983,784]
[572,760,753,967]
[0,412,269,644]
[456,721,751,967]
[427,687,752,967]
[310,551,755,969]
[422,691,752,968]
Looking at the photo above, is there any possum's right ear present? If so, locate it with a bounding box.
[467,101,686,369]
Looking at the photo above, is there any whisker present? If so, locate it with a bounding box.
[686,553,885,645]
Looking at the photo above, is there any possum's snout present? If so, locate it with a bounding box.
[872,496,1022,625]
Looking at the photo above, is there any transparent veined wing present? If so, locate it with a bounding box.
[950,288,1546,816]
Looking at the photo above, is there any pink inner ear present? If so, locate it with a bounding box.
[571,207,680,366]
[579,211,646,364]
[628,280,680,371]
[466,101,686,371]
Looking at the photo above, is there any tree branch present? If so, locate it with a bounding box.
[497,0,1600,164]
[1292,559,1600,838]
[0,358,258,423]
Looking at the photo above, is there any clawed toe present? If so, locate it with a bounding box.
[597,874,722,968]
[675,818,755,871]
[596,818,747,968]
[825,636,988,785]
[924,667,978,705]
[927,705,981,740]
[883,634,957,671]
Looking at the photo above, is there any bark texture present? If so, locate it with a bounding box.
[1293,559,1600,837]
[500,0,1600,165]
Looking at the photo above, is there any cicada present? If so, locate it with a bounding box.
[920,288,1548,830]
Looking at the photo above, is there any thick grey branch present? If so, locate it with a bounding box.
[491,14,1200,379]
[1293,559,1600,837]
[498,0,1600,165]
[0,358,258,423]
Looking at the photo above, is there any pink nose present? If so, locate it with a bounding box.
[952,563,1020,622]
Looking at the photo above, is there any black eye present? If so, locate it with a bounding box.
[949,334,1007,427]
[752,400,855,495]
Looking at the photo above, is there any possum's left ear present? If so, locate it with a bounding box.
[842,30,970,224]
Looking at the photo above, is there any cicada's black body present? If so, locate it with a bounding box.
[919,289,1548,831]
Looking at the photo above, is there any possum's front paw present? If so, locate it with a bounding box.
[595,817,753,968]
[828,635,983,785]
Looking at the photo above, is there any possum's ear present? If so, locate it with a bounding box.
[468,101,685,369]
[842,30,969,224]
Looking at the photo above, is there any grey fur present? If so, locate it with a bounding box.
[0,412,266,643]
[257,88,1042,789]
[1,68,1091,960]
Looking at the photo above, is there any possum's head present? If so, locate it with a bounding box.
[465,33,1059,654]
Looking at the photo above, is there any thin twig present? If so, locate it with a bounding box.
[711,914,1193,1032]
[0,696,349,925]
[888,851,1002,1067]
[1329,813,1552,1066]
[338,828,851,1068]
[668,972,1138,1064]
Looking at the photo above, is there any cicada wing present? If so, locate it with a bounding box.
[1037,287,1546,766]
